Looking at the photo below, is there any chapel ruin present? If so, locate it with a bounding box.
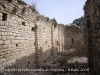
[0,0,100,75]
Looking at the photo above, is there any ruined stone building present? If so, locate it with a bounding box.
[64,25,83,50]
[83,0,100,75]
[0,0,65,72]
[0,0,84,75]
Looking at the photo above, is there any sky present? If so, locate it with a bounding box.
[23,0,87,25]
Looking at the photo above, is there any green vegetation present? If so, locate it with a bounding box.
[72,16,84,28]
[31,3,36,11]
[57,57,66,66]
[31,0,37,12]
[52,18,57,29]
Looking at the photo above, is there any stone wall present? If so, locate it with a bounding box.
[83,0,100,75]
[64,25,83,50]
[0,0,65,73]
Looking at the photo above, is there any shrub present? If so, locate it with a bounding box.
[57,57,66,66]
[52,18,57,29]
[31,3,36,11]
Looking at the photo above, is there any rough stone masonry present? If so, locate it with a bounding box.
[64,24,83,50]
[0,0,65,72]
[83,0,100,75]
[0,0,83,74]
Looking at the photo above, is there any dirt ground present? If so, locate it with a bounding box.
[3,48,89,75]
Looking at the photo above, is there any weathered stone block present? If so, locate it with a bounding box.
[13,44,16,48]
[8,6,13,12]
[2,36,6,40]
[0,13,2,16]
[0,46,1,49]
[0,31,4,36]
[0,5,4,10]
[4,32,7,35]
[0,21,4,25]
[0,16,2,20]
[9,22,14,26]
[2,62,6,67]
[15,40,19,43]
[16,37,21,39]
[9,44,13,48]
[10,40,15,44]
[2,45,8,49]
[9,32,13,35]
[4,40,10,45]
[9,36,14,40]
[0,36,1,39]
[0,40,3,44]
